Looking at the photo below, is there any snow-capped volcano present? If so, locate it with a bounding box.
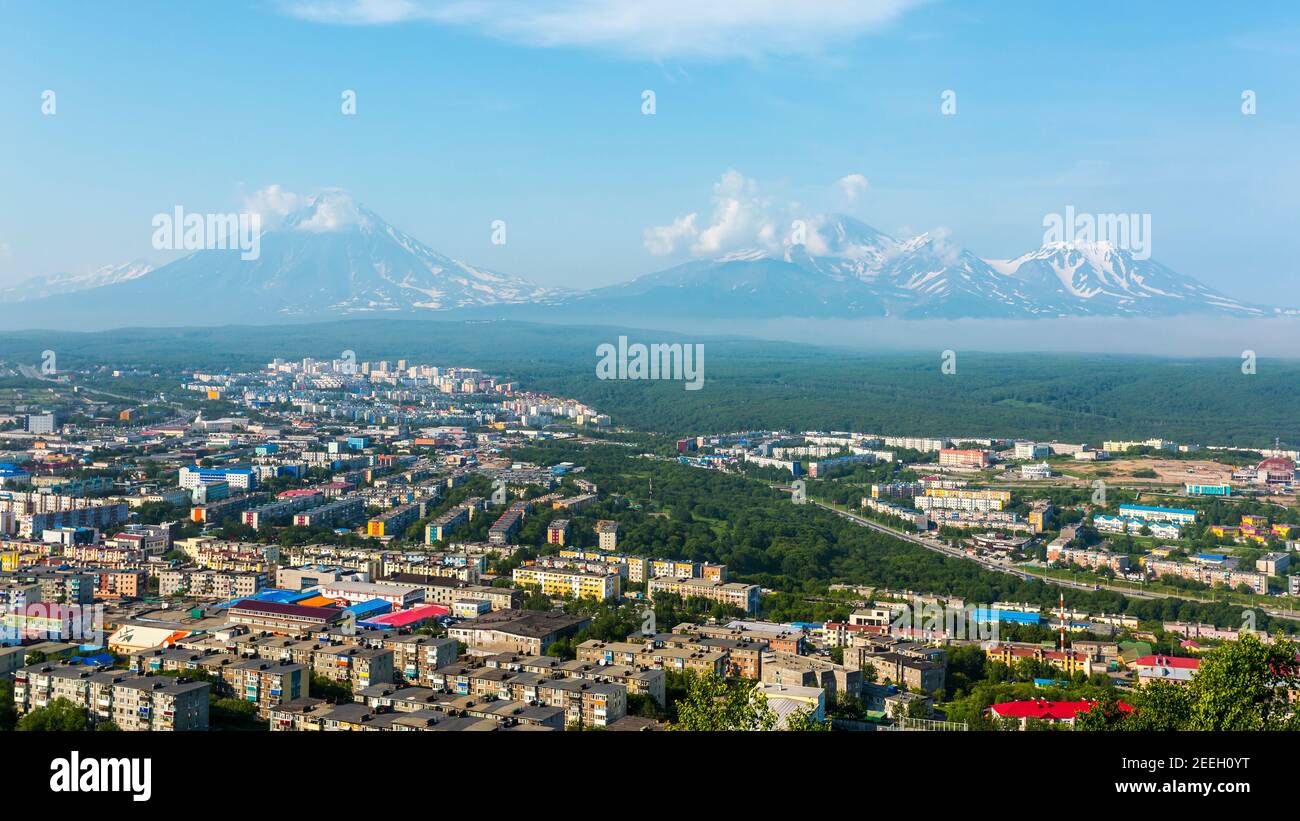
[0,193,563,327]
[985,242,1263,317]
[567,215,1276,320]
[1,204,1282,329]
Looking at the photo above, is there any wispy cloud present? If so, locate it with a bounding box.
[277,0,924,60]
[836,173,869,200]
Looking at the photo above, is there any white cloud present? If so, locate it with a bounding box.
[242,185,364,232]
[296,190,365,232]
[836,173,869,200]
[644,170,785,257]
[243,184,305,225]
[643,213,698,256]
[278,0,923,60]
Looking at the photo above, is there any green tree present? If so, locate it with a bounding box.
[16,698,90,731]
[670,672,777,731]
[1183,633,1300,730]
[784,706,831,731]
[1079,633,1299,731]
[0,679,16,731]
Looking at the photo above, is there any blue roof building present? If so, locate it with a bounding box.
[971,608,1041,625]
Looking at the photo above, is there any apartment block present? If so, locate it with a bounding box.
[386,634,459,685]
[14,662,209,731]
[577,639,727,677]
[513,565,621,601]
[646,577,761,614]
[595,520,619,551]
[225,658,309,717]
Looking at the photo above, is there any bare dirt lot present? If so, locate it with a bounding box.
[1058,458,1236,486]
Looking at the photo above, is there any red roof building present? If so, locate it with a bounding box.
[988,698,1131,728]
[1133,654,1200,684]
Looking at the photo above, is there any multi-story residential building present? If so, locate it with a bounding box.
[1144,557,1268,595]
[190,493,265,524]
[1117,504,1198,525]
[158,568,265,598]
[7,567,93,606]
[646,577,761,614]
[882,436,948,453]
[1092,514,1180,539]
[1046,545,1130,573]
[386,634,459,685]
[595,520,620,551]
[110,675,211,731]
[551,493,597,512]
[241,491,324,529]
[915,487,1011,512]
[14,662,210,731]
[761,652,861,699]
[646,631,767,679]
[0,492,129,539]
[841,646,947,693]
[938,449,992,468]
[546,518,570,546]
[221,658,308,716]
[535,678,626,728]
[982,644,1095,677]
[1257,552,1290,576]
[309,644,395,690]
[180,537,279,573]
[426,506,469,544]
[677,620,810,655]
[513,565,620,601]
[367,502,422,538]
[93,568,147,599]
[292,496,365,529]
[577,639,727,677]
[478,652,666,705]
[487,508,523,545]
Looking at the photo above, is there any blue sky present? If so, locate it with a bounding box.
[2,0,1299,302]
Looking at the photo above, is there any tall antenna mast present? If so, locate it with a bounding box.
[1058,591,1066,653]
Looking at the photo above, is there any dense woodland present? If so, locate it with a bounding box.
[2,318,1297,445]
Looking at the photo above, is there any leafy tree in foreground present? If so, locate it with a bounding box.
[1078,633,1299,731]
[784,707,831,731]
[670,672,776,731]
[0,679,16,731]
[16,698,90,731]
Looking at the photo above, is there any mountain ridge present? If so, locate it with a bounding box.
[0,198,1287,329]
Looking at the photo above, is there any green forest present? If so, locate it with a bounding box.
[2,318,1296,445]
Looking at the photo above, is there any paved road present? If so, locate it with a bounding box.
[809,500,1300,620]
